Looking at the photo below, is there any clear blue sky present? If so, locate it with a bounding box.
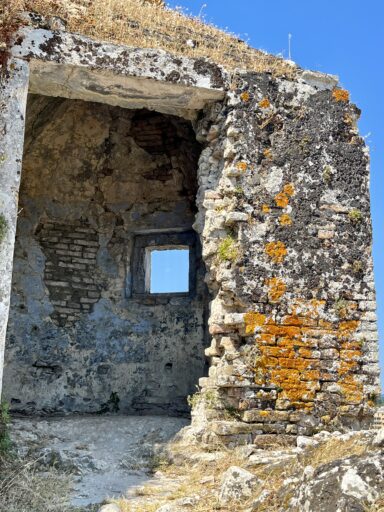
[166,0,384,386]
[151,249,189,293]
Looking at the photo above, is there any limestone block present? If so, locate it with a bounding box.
[224,313,245,327]
[219,466,260,504]
[225,212,248,225]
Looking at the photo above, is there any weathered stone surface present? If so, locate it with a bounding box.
[0,19,379,441]
[11,28,226,120]
[98,505,121,512]
[219,466,260,504]
[373,429,384,448]
[290,454,384,511]
[3,97,209,415]
[0,59,29,398]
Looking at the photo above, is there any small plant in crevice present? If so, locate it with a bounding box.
[187,389,220,410]
[0,401,11,455]
[217,235,240,263]
[348,208,363,224]
[0,214,7,243]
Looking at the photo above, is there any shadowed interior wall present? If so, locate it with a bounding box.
[3,95,209,415]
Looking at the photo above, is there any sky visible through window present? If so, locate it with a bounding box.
[150,248,189,293]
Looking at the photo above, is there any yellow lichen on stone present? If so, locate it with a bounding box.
[283,183,295,197]
[262,204,271,214]
[236,161,247,172]
[265,241,287,263]
[263,148,272,159]
[332,88,350,102]
[274,192,289,208]
[244,312,267,334]
[258,98,270,108]
[267,277,286,302]
[279,213,292,226]
[240,91,250,102]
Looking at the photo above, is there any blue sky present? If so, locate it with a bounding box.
[150,249,189,293]
[166,0,384,384]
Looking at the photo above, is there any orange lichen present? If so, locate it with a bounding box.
[261,204,271,214]
[279,213,292,226]
[245,298,363,413]
[337,321,359,339]
[265,241,287,263]
[258,97,270,108]
[274,192,289,208]
[332,88,350,102]
[283,183,295,197]
[267,277,286,302]
[240,91,251,102]
[236,161,248,172]
[263,148,273,159]
[244,312,267,334]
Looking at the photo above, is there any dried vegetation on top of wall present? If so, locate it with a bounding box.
[0,0,296,77]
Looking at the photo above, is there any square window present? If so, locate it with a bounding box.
[130,231,196,299]
[148,248,189,294]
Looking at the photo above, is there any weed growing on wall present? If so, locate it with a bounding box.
[217,236,239,262]
[348,209,363,224]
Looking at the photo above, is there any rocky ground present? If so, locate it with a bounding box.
[2,415,384,512]
[6,415,188,509]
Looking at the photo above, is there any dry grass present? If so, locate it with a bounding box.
[1,0,296,77]
[0,452,99,512]
[303,433,369,469]
[0,455,74,512]
[110,434,375,512]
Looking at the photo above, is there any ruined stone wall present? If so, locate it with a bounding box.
[0,24,380,440]
[191,71,380,444]
[3,95,209,415]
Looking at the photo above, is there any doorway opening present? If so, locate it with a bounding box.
[3,95,209,416]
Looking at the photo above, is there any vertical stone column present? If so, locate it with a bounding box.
[0,59,29,398]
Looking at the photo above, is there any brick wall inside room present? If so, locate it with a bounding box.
[38,221,101,325]
[3,95,209,415]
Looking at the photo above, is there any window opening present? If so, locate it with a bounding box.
[148,247,189,293]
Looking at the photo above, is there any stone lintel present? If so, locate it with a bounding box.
[11,27,227,119]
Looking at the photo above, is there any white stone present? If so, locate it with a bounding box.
[297,436,319,449]
[225,212,248,224]
[373,429,384,447]
[224,313,245,326]
[300,70,339,91]
[219,466,260,504]
[263,166,283,194]
[341,467,376,502]
[99,505,121,512]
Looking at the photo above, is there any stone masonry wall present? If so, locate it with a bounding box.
[3,94,209,415]
[190,71,380,445]
[0,24,379,441]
